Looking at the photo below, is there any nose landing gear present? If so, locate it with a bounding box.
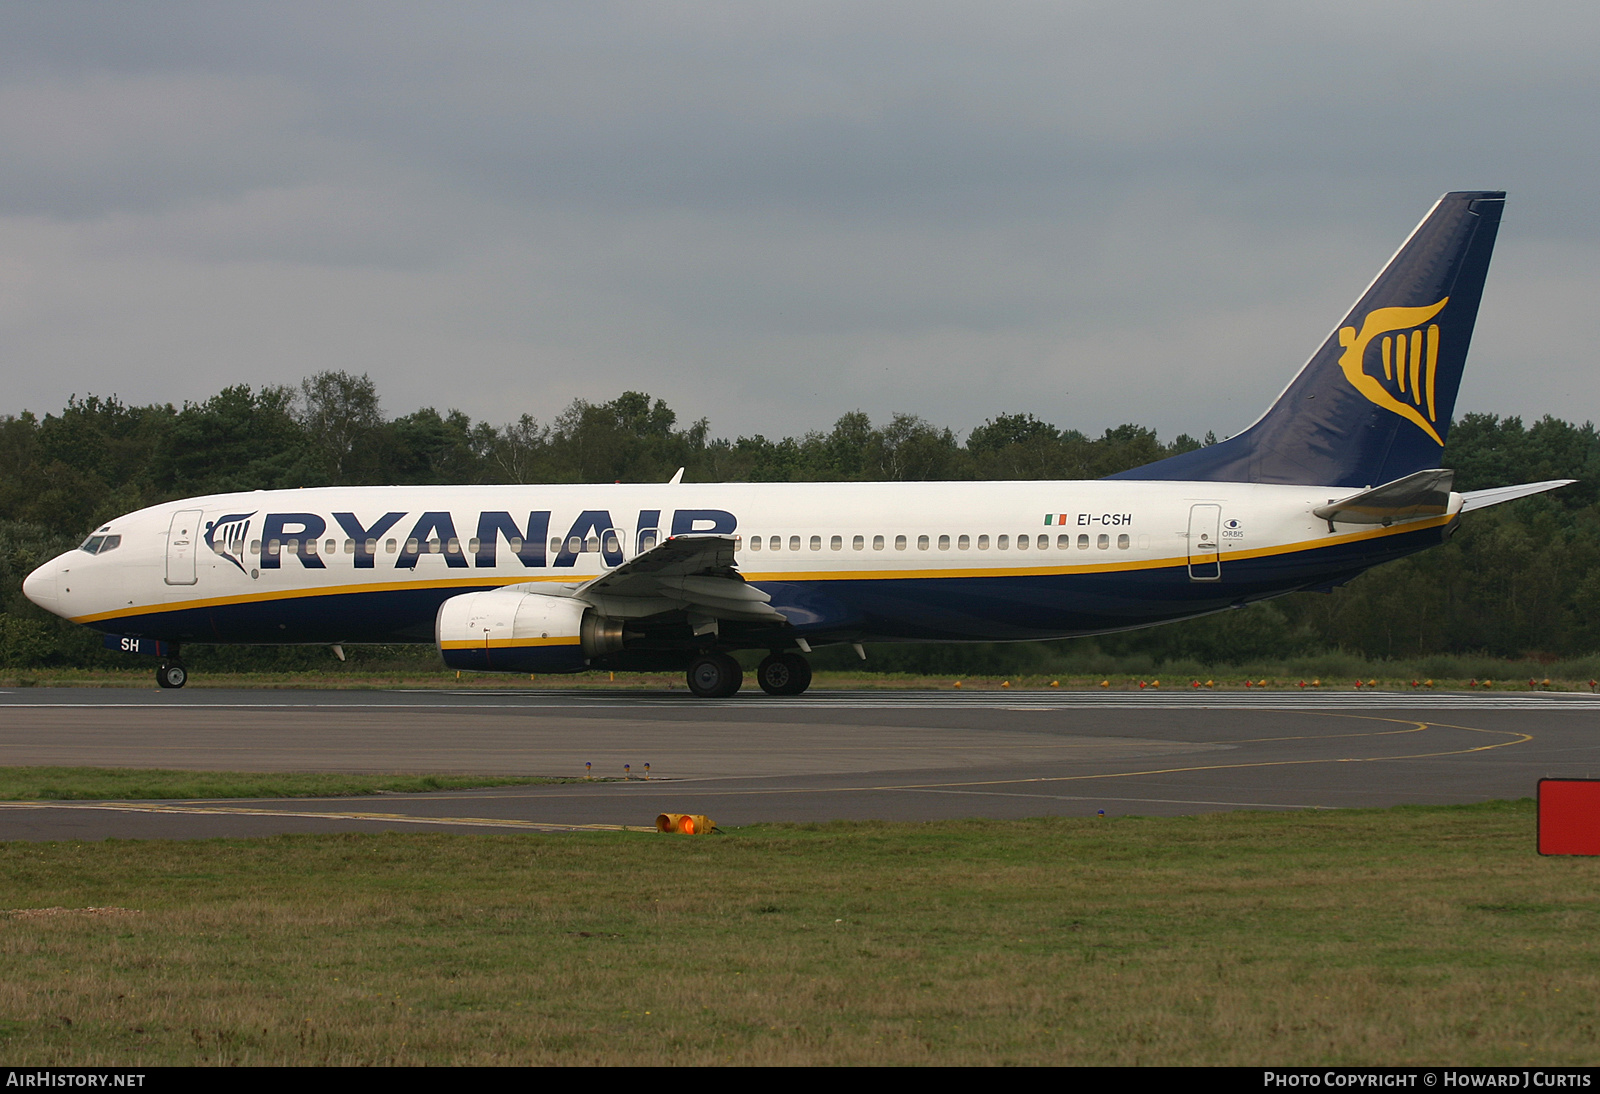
[156,660,188,689]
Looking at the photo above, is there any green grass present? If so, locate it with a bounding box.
[0,767,570,801]
[2,802,1597,1065]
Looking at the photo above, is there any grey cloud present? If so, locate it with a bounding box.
[0,1,1596,444]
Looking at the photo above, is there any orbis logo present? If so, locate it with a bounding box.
[1336,297,1449,445]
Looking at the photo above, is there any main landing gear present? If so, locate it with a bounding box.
[756,652,812,696]
[156,660,188,689]
[684,651,814,698]
[687,652,743,698]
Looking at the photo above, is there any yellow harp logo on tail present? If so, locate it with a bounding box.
[1336,297,1449,445]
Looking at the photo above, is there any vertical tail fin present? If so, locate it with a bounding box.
[1111,191,1505,487]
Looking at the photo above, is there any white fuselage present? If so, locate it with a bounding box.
[23,479,1459,651]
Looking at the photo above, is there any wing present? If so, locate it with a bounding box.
[574,534,786,624]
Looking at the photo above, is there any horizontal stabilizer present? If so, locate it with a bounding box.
[1459,479,1575,513]
[1313,469,1455,525]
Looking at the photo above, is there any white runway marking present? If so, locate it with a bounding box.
[0,800,654,833]
[3,690,1599,711]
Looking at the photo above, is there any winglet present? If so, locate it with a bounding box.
[668,467,685,485]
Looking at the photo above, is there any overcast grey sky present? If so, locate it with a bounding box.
[1,1,1596,442]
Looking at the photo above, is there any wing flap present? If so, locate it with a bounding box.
[576,535,787,624]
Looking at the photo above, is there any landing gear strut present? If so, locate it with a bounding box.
[757,652,812,696]
[156,660,188,689]
[686,652,743,698]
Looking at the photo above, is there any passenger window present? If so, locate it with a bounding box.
[917,535,930,550]
[998,535,1009,550]
[429,539,442,554]
[852,535,864,550]
[550,538,563,555]
[749,536,762,551]
[507,537,522,552]
[603,531,620,554]
[938,535,950,550]
[1037,534,1048,550]
[1057,534,1069,550]
[325,539,335,554]
[287,538,301,555]
[365,539,378,555]
[344,539,356,554]
[789,535,801,551]
[304,539,318,556]
[895,535,907,550]
[977,535,989,549]
[1078,534,1089,549]
[584,535,599,552]
[251,540,262,554]
[830,535,842,550]
[1117,534,1130,549]
[385,539,397,553]
[1016,534,1028,551]
[639,530,659,552]
[810,535,822,551]
[732,535,741,551]
[269,539,282,556]
[1098,534,1110,549]
[873,535,885,550]
[957,535,969,550]
[568,537,582,553]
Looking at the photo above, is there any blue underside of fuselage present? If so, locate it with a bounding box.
[91,523,1445,656]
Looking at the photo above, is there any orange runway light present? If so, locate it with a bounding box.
[657,813,714,835]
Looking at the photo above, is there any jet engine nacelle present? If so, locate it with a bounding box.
[435,588,623,674]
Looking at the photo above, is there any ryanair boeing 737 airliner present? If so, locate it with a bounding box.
[22,192,1572,697]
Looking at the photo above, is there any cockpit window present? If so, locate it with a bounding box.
[78,534,121,555]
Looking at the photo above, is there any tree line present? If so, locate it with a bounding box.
[2,372,1596,671]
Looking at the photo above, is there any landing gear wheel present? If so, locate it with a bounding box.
[757,652,812,696]
[156,661,188,689]
[687,652,743,698]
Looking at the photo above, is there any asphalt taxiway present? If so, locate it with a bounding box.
[1,687,1596,839]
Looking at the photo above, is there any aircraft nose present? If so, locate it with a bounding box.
[22,556,60,610]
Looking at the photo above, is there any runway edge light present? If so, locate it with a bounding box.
[1537,779,1600,855]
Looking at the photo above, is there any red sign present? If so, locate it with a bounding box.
[1538,779,1600,855]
